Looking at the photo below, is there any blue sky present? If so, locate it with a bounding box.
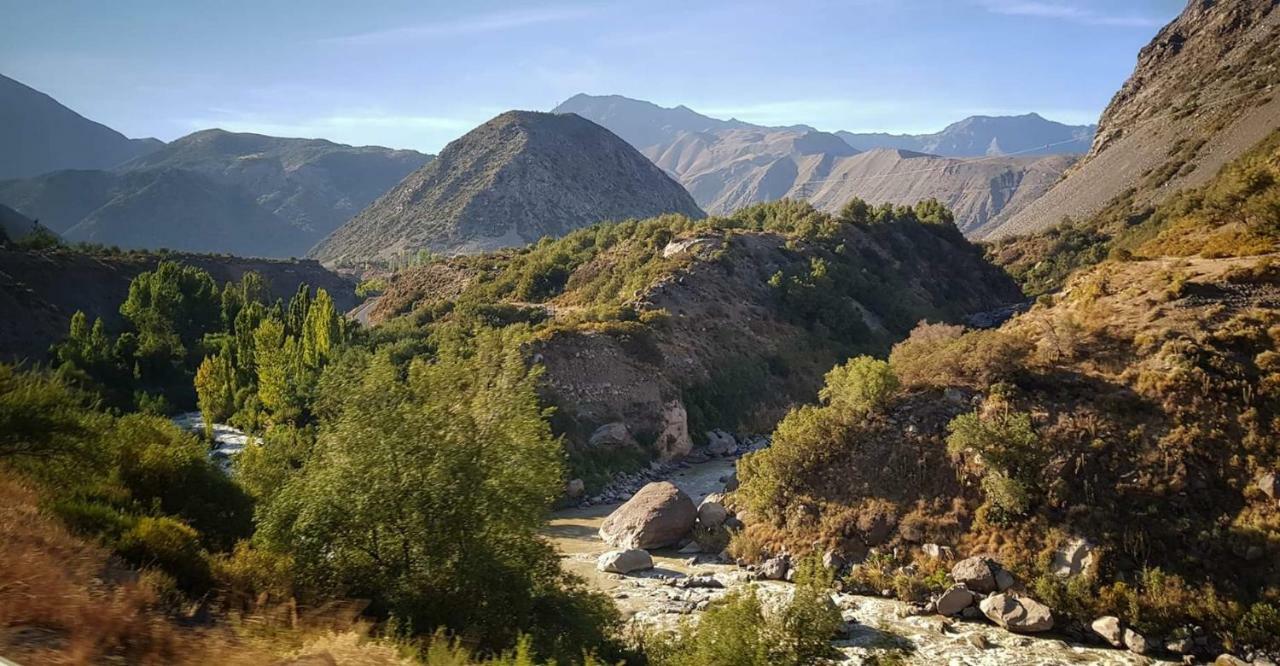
[0,0,1183,153]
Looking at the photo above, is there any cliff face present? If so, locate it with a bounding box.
[988,0,1280,239]
[0,249,356,362]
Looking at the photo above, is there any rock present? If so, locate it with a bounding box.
[967,633,990,650]
[1123,628,1151,655]
[922,543,953,560]
[589,422,638,448]
[697,499,728,528]
[1051,537,1096,578]
[1245,545,1265,561]
[944,387,967,403]
[822,550,847,572]
[759,556,789,580]
[678,541,701,554]
[994,568,1017,592]
[1166,638,1193,655]
[677,575,724,589]
[960,606,984,620]
[951,556,998,593]
[978,594,1054,633]
[934,585,975,616]
[1259,472,1278,500]
[599,481,697,549]
[565,478,586,499]
[705,429,736,456]
[596,549,654,574]
[654,401,692,460]
[1215,656,1250,666]
[1090,616,1124,647]
[722,470,739,492]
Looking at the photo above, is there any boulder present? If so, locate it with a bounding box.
[722,470,739,492]
[758,556,789,580]
[599,481,697,549]
[934,585,975,616]
[565,478,585,499]
[705,430,736,456]
[1258,472,1278,500]
[1090,616,1124,647]
[978,594,1054,633]
[951,556,998,593]
[1166,638,1193,655]
[994,568,1017,592]
[1050,537,1095,578]
[654,400,692,460]
[1123,628,1152,655]
[1214,655,1250,666]
[822,550,847,572]
[597,549,654,574]
[697,499,728,528]
[921,543,953,560]
[589,422,638,448]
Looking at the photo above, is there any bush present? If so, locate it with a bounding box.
[889,323,1030,389]
[818,356,899,417]
[118,516,211,591]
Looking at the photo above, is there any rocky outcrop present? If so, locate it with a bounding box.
[978,593,1054,633]
[311,111,703,264]
[589,422,639,448]
[599,481,697,549]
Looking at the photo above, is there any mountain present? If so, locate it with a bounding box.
[553,94,1083,229]
[0,203,44,243]
[0,73,162,180]
[311,111,705,265]
[0,129,432,257]
[985,0,1280,239]
[836,113,1095,157]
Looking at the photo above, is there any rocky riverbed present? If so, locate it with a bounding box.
[545,447,1163,665]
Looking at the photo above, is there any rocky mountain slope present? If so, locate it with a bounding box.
[836,113,1094,157]
[0,203,47,243]
[0,129,430,258]
[311,111,705,265]
[553,94,1082,229]
[986,0,1280,239]
[0,248,356,363]
[0,73,162,180]
[366,200,1022,475]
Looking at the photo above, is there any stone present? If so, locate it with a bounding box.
[1123,628,1152,655]
[1259,472,1279,500]
[599,481,697,549]
[758,556,789,580]
[588,422,638,448]
[678,541,701,554]
[565,478,585,498]
[922,543,953,560]
[978,594,1054,633]
[654,400,692,460]
[677,575,724,589]
[822,549,847,572]
[960,606,984,620]
[994,568,1017,592]
[722,470,739,492]
[596,549,654,574]
[1050,537,1096,578]
[705,429,736,456]
[1166,638,1194,655]
[967,633,990,650]
[1215,656,1250,666]
[697,499,728,528]
[944,388,967,403]
[934,585,975,616]
[951,556,998,593]
[1090,616,1123,647]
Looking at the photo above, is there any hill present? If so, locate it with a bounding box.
[986,0,1280,239]
[553,94,1082,228]
[836,113,1095,157]
[310,111,705,265]
[365,199,1022,479]
[0,73,162,180]
[0,247,356,363]
[0,129,431,258]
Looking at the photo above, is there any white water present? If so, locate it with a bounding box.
[172,411,259,471]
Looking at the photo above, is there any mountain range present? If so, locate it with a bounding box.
[0,73,163,180]
[0,78,431,258]
[553,94,1092,232]
[310,111,705,265]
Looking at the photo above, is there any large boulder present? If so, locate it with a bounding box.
[758,556,789,580]
[1258,471,1278,500]
[1051,537,1096,578]
[951,556,998,593]
[654,401,692,460]
[599,481,697,549]
[1123,628,1152,655]
[565,478,585,499]
[597,549,654,574]
[697,498,729,528]
[589,422,638,448]
[978,593,1054,633]
[705,430,736,456]
[1090,616,1123,647]
[935,585,975,616]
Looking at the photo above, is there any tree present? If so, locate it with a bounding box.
[301,288,341,368]
[0,365,101,461]
[253,317,303,423]
[818,356,900,417]
[257,328,614,658]
[194,349,236,435]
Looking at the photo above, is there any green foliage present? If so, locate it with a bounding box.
[118,516,211,591]
[818,356,899,417]
[1236,603,1280,650]
[0,364,103,462]
[946,407,1043,521]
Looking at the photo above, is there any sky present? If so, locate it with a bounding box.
[0,0,1185,154]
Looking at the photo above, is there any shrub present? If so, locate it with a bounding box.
[118,516,211,591]
[1236,603,1280,650]
[889,323,1030,389]
[818,356,899,417]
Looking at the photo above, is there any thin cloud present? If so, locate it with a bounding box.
[320,5,601,45]
[979,1,1165,27]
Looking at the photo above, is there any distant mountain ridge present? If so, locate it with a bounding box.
[0,73,163,180]
[554,94,1084,231]
[311,111,705,265]
[0,128,431,258]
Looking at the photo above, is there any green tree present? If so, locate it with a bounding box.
[301,288,342,368]
[194,349,236,435]
[818,356,900,417]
